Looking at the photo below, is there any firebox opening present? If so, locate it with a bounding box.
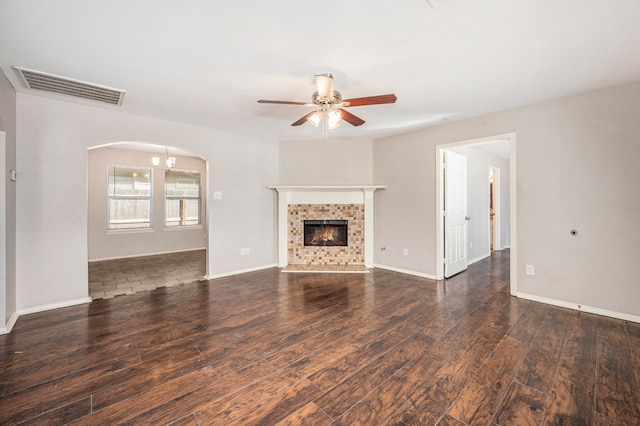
[304,220,348,247]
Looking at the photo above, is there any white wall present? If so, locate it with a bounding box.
[374,81,640,318]
[88,147,207,261]
[279,138,374,184]
[449,145,510,262]
[15,93,278,313]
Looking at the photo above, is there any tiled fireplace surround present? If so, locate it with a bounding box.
[269,186,385,269]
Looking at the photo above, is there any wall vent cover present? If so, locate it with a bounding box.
[13,66,125,106]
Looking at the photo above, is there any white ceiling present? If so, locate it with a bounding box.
[2,0,640,142]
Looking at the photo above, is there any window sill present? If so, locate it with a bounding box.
[164,225,203,232]
[106,227,154,235]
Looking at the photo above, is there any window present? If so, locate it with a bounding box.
[108,165,152,229]
[165,170,201,227]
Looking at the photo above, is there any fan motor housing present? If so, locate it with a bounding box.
[312,90,342,105]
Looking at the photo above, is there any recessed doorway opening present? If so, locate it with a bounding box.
[436,133,516,294]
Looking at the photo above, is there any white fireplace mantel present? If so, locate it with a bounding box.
[268,185,386,268]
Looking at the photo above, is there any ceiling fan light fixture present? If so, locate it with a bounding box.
[308,111,323,127]
[327,109,342,129]
[315,73,334,100]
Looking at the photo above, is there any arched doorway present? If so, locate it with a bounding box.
[87,142,209,299]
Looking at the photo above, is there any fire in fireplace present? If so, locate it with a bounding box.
[304,220,348,247]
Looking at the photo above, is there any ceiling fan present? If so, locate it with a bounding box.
[258,73,397,129]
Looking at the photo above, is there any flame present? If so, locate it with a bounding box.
[311,227,335,245]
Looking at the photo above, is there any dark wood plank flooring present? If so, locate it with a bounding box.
[2,250,640,425]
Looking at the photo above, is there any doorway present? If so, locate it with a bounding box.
[436,133,516,294]
[86,142,210,299]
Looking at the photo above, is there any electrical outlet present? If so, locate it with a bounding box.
[245,247,250,255]
[403,248,409,256]
[526,264,535,276]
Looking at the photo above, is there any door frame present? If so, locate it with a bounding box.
[435,132,517,295]
[489,165,501,251]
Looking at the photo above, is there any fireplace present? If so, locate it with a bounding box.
[304,220,348,247]
[268,185,386,268]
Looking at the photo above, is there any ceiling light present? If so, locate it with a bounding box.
[327,109,342,129]
[166,156,176,171]
[308,111,322,128]
[151,147,176,171]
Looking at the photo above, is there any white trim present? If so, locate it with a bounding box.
[163,225,203,232]
[515,292,640,324]
[89,247,206,262]
[105,227,154,235]
[373,264,438,280]
[0,312,19,335]
[17,297,92,317]
[268,185,386,190]
[282,269,370,274]
[204,263,278,280]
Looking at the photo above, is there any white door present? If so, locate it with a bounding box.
[444,150,468,278]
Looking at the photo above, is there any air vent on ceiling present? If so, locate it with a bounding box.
[13,66,125,106]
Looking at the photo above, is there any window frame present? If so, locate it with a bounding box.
[164,169,202,228]
[107,164,153,231]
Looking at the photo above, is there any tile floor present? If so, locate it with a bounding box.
[88,249,206,300]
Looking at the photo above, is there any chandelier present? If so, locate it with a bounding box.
[151,146,176,171]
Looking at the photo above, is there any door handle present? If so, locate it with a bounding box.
[465,216,471,221]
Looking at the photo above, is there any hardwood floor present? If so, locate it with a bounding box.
[2,250,639,425]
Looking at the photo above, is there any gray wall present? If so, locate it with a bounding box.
[374,81,640,318]
[12,92,278,313]
[279,138,373,184]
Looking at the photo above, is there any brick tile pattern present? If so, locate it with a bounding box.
[288,204,364,266]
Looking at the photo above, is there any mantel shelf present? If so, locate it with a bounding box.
[268,185,386,191]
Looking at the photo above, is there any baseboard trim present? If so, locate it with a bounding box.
[373,264,438,280]
[89,247,206,263]
[17,297,93,317]
[204,263,279,280]
[0,311,19,335]
[515,292,640,324]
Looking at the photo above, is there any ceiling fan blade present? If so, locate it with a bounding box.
[338,108,365,126]
[342,94,397,107]
[258,100,308,105]
[315,74,334,100]
[291,111,317,126]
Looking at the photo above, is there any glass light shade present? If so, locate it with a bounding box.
[308,111,322,128]
[166,157,176,170]
[327,109,342,129]
[151,156,160,166]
